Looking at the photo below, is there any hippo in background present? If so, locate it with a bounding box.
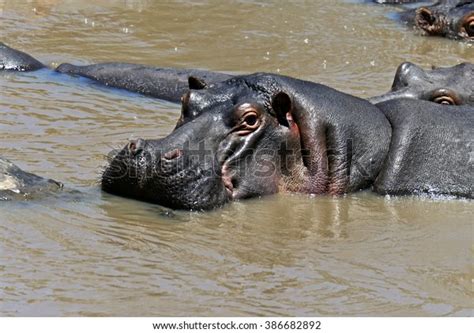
[102,73,473,210]
[369,62,474,106]
[400,0,474,41]
[0,157,62,201]
[55,62,232,103]
[0,42,232,103]
[0,42,44,71]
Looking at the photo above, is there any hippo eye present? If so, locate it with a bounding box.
[233,109,261,136]
[462,17,474,37]
[430,89,461,106]
[432,95,456,105]
[243,113,258,127]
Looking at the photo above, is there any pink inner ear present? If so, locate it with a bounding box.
[286,112,299,135]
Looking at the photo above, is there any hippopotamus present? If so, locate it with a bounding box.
[369,62,474,106]
[399,0,474,41]
[102,73,473,210]
[0,157,62,201]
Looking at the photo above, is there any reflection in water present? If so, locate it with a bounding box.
[0,0,472,317]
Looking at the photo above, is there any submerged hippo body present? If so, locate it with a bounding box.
[400,0,474,41]
[369,62,474,106]
[0,157,62,201]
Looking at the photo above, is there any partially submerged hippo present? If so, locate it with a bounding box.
[0,157,62,201]
[0,42,44,71]
[369,62,474,105]
[102,73,473,210]
[400,0,474,41]
[0,42,231,103]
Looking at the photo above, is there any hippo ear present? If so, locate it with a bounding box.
[392,62,426,90]
[271,91,293,127]
[415,7,438,33]
[188,76,208,90]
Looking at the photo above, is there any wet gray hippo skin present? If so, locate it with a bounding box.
[400,0,474,40]
[0,42,232,103]
[0,157,62,201]
[101,73,393,210]
[0,42,45,71]
[55,63,233,103]
[373,99,473,198]
[369,62,474,106]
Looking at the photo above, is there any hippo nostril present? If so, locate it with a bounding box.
[127,138,145,156]
[163,148,183,161]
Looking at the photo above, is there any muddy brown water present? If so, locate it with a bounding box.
[0,0,473,316]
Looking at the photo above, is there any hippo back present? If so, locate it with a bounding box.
[374,99,473,198]
[0,42,45,71]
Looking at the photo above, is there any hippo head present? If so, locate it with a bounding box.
[369,62,474,106]
[102,74,391,210]
[102,75,310,210]
[414,0,474,40]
